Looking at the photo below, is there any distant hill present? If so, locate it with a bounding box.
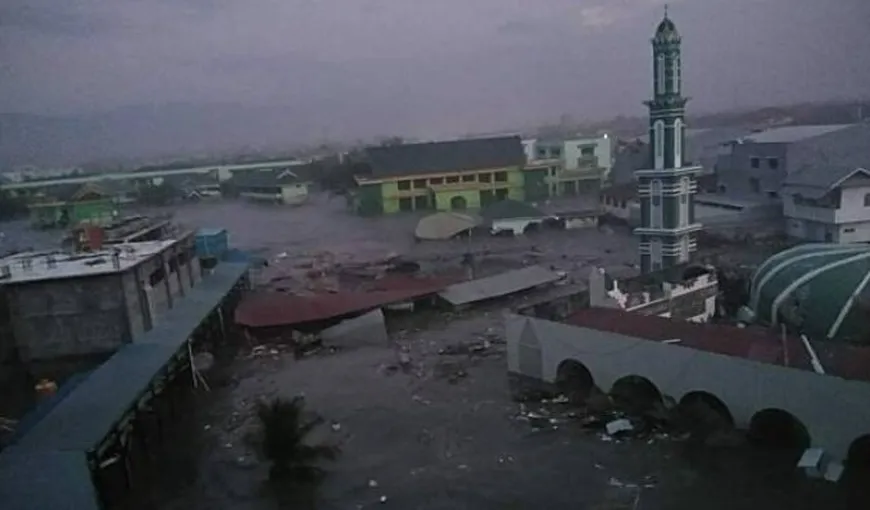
[2,99,868,169]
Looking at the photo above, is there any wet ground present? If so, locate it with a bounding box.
[3,196,853,508]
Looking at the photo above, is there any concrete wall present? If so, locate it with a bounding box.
[716,142,788,198]
[8,274,130,362]
[506,313,870,460]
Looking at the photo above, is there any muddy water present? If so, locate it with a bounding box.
[3,199,859,508]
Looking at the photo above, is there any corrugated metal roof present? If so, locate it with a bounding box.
[235,281,451,328]
[565,307,870,382]
[745,124,854,144]
[364,136,525,179]
[438,266,561,307]
[0,450,99,510]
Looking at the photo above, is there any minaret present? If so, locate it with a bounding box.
[634,8,703,273]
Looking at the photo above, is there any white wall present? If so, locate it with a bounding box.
[506,314,870,461]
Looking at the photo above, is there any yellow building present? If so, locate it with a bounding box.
[352,136,548,215]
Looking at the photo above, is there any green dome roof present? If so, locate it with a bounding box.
[749,244,870,344]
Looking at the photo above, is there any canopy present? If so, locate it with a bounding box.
[415,212,480,241]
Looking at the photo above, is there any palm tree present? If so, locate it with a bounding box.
[256,396,339,483]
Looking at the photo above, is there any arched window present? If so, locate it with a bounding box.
[679,236,690,262]
[650,239,662,270]
[653,120,665,169]
[864,193,870,207]
[673,118,684,169]
[672,54,681,94]
[679,176,690,226]
[656,55,666,95]
[651,179,663,228]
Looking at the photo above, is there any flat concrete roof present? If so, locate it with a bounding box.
[0,238,182,285]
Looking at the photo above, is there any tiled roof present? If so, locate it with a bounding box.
[783,123,870,190]
[363,136,525,179]
[564,307,870,383]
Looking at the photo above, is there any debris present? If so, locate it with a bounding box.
[797,448,828,479]
[605,418,634,436]
[368,479,379,488]
[331,422,342,432]
[824,461,844,483]
[321,309,389,348]
[379,495,388,503]
[411,395,431,405]
[608,477,639,489]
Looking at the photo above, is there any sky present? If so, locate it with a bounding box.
[1,0,869,143]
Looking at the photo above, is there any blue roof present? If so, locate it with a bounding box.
[0,450,99,510]
[12,263,248,453]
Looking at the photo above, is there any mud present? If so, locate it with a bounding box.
[2,198,857,508]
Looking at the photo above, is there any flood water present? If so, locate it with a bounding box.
[2,197,863,509]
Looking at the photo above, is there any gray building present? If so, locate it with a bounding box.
[0,234,200,373]
[715,124,858,199]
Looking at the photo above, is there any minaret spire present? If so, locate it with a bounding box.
[633,9,704,274]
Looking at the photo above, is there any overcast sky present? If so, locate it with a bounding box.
[1,0,868,138]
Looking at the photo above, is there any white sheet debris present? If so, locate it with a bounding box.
[605,418,634,436]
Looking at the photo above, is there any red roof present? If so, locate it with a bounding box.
[564,308,870,383]
[235,278,453,328]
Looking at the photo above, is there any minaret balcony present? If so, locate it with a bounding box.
[634,222,704,237]
[634,164,702,179]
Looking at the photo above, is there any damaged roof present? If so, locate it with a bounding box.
[565,307,870,383]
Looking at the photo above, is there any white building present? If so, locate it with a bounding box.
[783,166,870,243]
[523,135,613,196]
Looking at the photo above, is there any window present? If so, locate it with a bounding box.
[750,157,760,169]
[537,148,547,159]
[495,188,508,201]
[844,228,856,233]
[461,174,475,182]
[673,119,683,169]
[650,239,662,270]
[397,180,411,190]
[446,176,460,184]
[178,251,189,266]
[479,173,492,183]
[551,148,562,158]
[749,178,761,193]
[480,189,494,206]
[864,193,870,207]
[767,158,779,170]
[398,197,413,211]
[169,256,179,273]
[672,55,681,94]
[767,191,779,199]
[651,179,663,228]
[430,177,444,185]
[413,179,427,189]
[494,171,508,182]
[620,200,627,209]
[414,195,428,210]
[653,121,665,169]
[679,236,690,262]
[679,177,690,226]
[656,54,666,95]
[580,146,595,156]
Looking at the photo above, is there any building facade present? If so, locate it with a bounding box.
[783,167,870,243]
[0,235,201,373]
[523,136,612,196]
[352,136,547,215]
[229,168,311,205]
[634,13,703,273]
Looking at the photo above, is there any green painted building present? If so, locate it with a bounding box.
[633,11,704,273]
[749,243,870,344]
[29,182,118,229]
[351,136,548,216]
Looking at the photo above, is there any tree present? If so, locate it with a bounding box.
[0,191,29,221]
[137,181,179,205]
[256,396,339,483]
